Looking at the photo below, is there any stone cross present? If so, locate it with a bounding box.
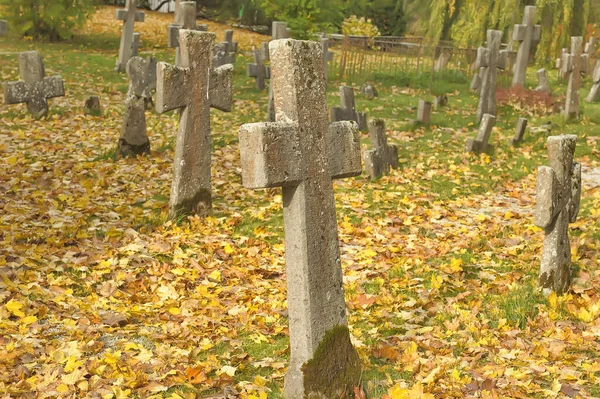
[115,0,145,72]
[0,20,7,36]
[213,31,237,68]
[321,38,334,82]
[563,37,588,120]
[118,56,157,158]
[168,1,199,66]
[156,30,233,219]
[239,38,362,399]
[266,22,291,121]
[511,6,541,88]
[223,30,238,54]
[535,135,581,295]
[3,51,64,119]
[247,48,270,90]
[476,30,508,123]
[586,63,600,102]
[535,68,551,93]
[465,113,495,154]
[557,48,568,78]
[364,119,398,179]
[330,86,368,131]
[509,117,528,146]
[416,99,432,125]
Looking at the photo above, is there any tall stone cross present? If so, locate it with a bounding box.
[247,48,270,90]
[364,119,399,179]
[511,6,541,88]
[115,0,145,73]
[321,38,334,83]
[238,39,362,399]
[535,135,581,295]
[476,30,508,123]
[265,21,291,121]
[168,1,200,66]
[465,113,496,154]
[156,30,233,219]
[3,51,64,119]
[330,86,368,131]
[563,37,588,120]
[586,62,600,102]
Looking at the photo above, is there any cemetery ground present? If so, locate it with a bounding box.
[1,7,600,399]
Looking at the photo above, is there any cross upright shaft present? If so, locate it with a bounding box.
[512,6,541,87]
[115,0,145,72]
[476,30,507,123]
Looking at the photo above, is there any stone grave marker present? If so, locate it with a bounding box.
[3,51,64,119]
[511,6,541,88]
[510,117,528,146]
[563,37,588,120]
[118,56,157,158]
[156,30,233,219]
[265,21,291,121]
[321,37,334,83]
[434,94,448,109]
[535,135,581,295]
[535,68,551,93]
[465,113,495,154]
[415,99,432,125]
[330,86,368,131]
[213,31,237,68]
[0,20,6,36]
[470,67,484,93]
[586,63,600,102]
[476,30,508,123]
[115,0,145,72]
[168,1,201,66]
[364,119,398,179]
[238,38,362,399]
[557,48,569,78]
[131,32,140,57]
[361,83,378,99]
[247,48,270,90]
[84,96,101,115]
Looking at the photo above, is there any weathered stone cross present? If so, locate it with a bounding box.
[476,30,508,123]
[330,86,368,131]
[168,1,201,66]
[511,6,541,88]
[535,135,581,295]
[364,119,399,179]
[115,0,145,72]
[563,37,589,120]
[3,51,64,119]
[156,30,233,219]
[465,113,495,154]
[213,30,237,68]
[247,48,270,90]
[238,39,362,399]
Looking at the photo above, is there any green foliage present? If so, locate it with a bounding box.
[259,0,344,39]
[341,15,380,37]
[343,0,407,36]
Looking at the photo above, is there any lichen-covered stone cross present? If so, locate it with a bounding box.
[535,135,581,295]
[476,30,508,123]
[156,30,233,219]
[3,51,64,119]
[115,0,145,72]
[364,119,399,179]
[246,48,270,90]
[239,39,362,399]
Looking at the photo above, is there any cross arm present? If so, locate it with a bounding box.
[115,9,127,21]
[209,64,233,112]
[135,11,145,22]
[498,50,509,70]
[476,47,489,68]
[327,121,362,179]
[512,24,526,42]
[155,62,187,113]
[561,53,574,74]
[3,81,31,104]
[569,162,581,222]
[40,76,65,99]
[238,122,305,189]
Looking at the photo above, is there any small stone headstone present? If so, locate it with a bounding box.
[476,30,508,123]
[434,94,448,109]
[115,0,145,72]
[84,96,101,115]
[510,117,528,146]
[118,56,156,158]
[416,99,432,125]
[3,51,65,119]
[585,63,600,103]
[361,83,378,99]
[0,20,7,36]
[465,113,495,154]
[562,37,588,120]
[363,119,398,179]
[156,30,233,219]
[535,135,581,295]
[168,1,201,66]
[511,6,541,88]
[535,68,551,93]
[330,86,367,131]
[247,48,270,90]
[238,38,362,399]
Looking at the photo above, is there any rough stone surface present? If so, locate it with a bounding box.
[115,0,145,72]
[3,51,65,119]
[510,117,528,146]
[476,30,508,123]
[156,30,233,219]
[535,68,551,93]
[84,96,101,115]
[363,119,398,179]
[118,56,156,158]
[585,62,600,103]
[238,39,361,399]
[416,99,432,125]
[246,48,270,90]
[330,86,367,131]
[0,20,7,36]
[361,83,378,99]
[511,6,541,88]
[465,113,496,154]
[168,1,199,66]
[534,135,581,295]
[563,37,587,120]
[265,22,291,121]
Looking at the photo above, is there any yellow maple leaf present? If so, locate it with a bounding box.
[6,299,25,318]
